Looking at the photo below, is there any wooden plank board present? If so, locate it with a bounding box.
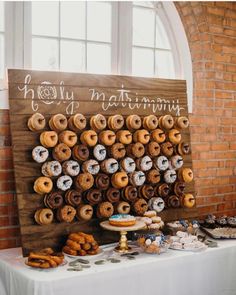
[8,69,196,256]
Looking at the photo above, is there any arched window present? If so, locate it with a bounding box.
[0,1,192,111]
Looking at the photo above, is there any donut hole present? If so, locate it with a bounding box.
[55,197,61,204]
[168,119,173,125]
[91,134,97,139]
[117,119,122,124]
[39,150,46,156]
[86,209,92,214]
[38,118,45,123]
[135,119,140,125]
[107,207,112,212]
[183,119,188,124]
[46,213,52,219]
[62,149,67,153]
[80,118,85,123]
[100,149,106,154]
[51,135,56,140]
[126,134,132,138]
[100,119,105,124]
[69,135,76,139]
[177,159,183,163]
[121,176,128,181]
[144,134,149,138]
[129,161,135,167]
[81,148,88,155]
[72,165,79,170]
[44,181,49,187]
[60,119,66,124]
[64,180,70,185]
[139,174,145,179]
[108,134,115,139]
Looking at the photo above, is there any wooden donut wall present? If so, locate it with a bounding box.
[8,69,197,256]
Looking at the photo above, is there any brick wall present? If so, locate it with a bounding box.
[0,1,236,249]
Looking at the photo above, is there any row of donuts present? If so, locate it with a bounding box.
[28,113,189,133]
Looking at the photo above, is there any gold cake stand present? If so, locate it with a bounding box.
[100,220,146,253]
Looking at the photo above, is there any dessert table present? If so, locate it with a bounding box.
[0,240,236,295]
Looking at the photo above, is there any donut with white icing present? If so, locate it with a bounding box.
[82,159,100,175]
[154,156,169,171]
[32,146,49,163]
[57,175,73,191]
[100,158,119,174]
[129,171,146,186]
[41,161,62,177]
[148,197,165,213]
[164,169,177,184]
[136,156,153,172]
[120,157,136,173]
[62,160,80,176]
[93,144,106,161]
[170,155,183,170]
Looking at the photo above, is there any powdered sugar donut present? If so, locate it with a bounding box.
[120,157,136,173]
[93,144,106,161]
[32,146,49,163]
[154,156,169,171]
[170,155,183,170]
[82,159,100,175]
[100,158,119,174]
[129,171,146,186]
[62,160,80,176]
[164,169,177,184]
[57,175,73,191]
[136,156,153,172]
[41,161,62,177]
[148,197,165,213]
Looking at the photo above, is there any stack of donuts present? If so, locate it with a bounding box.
[29,111,195,225]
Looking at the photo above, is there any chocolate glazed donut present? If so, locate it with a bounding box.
[72,144,89,161]
[155,183,170,198]
[85,189,102,205]
[44,191,64,209]
[105,188,121,203]
[139,184,155,200]
[174,182,186,197]
[122,186,138,202]
[65,190,82,207]
[95,173,110,190]
[167,195,180,208]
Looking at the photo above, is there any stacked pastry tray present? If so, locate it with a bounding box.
[201,226,236,239]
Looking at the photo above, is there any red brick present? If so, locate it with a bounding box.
[0,239,18,250]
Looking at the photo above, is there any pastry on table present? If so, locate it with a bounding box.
[109,214,136,227]
[26,248,64,269]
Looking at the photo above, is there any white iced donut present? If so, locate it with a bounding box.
[164,169,177,184]
[148,197,165,213]
[41,161,62,177]
[120,157,136,173]
[62,160,80,176]
[100,158,119,174]
[32,146,49,163]
[136,156,153,172]
[129,171,146,186]
[155,156,169,171]
[93,144,106,161]
[170,155,183,170]
[57,175,73,191]
[82,159,100,175]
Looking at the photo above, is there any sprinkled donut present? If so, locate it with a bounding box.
[120,157,136,173]
[129,171,146,186]
[154,156,169,171]
[148,197,165,213]
[57,175,73,191]
[82,159,100,175]
[100,158,119,174]
[136,156,153,172]
[93,144,106,161]
[41,161,62,177]
[164,169,177,184]
[32,146,49,163]
[62,160,80,176]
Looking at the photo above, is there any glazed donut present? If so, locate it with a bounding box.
[41,161,62,177]
[174,182,186,197]
[126,115,142,130]
[154,156,169,171]
[148,197,165,213]
[90,114,106,131]
[164,169,177,184]
[116,130,132,145]
[168,129,181,145]
[146,141,160,158]
[57,175,73,191]
[80,130,98,147]
[68,113,87,132]
[120,157,136,173]
[75,173,94,191]
[57,205,76,223]
[161,142,174,157]
[28,113,46,131]
[129,171,146,186]
[176,142,191,156]
[82,159,100,175]
[72,144,89,162]
[159,115,174,130]
[108,115,124,131]
[44,191,64,209]
[111,172,129,189]
[65,189,82,207]
[34,177,53,194]
[49,114,67,132]
[126,142,145,158]
[85,189,102,205]
[93,144,106,161]
[108,143,126,160]
[100,158,119,174]
[181,193,195,208]
[62,160,80,176]
[151,129,166,143]
[143,115,158,130]
[40,131,58,148]
[95,173,110,190]
[175,116,189,129]
[99,130,116,146]
[167,195,180,208]
[170,155,183,170]
[115,201,131,214]
[178,168,194,183]
[156,183,170,198]
[139,184,155,200]
[133,129,150,145]
[122,186,138,202]
[32,146,49,163]
[136,156,153,171]
[52,143,71,162]
[34,208,54,225]
[76,204,94,221]
[132,198,148,216]
[105,188,121,203]
[59,130,77,147]
[96,202,114,218]
[146,169,161,184]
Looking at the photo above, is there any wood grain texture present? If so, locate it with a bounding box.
[8,69,196,256]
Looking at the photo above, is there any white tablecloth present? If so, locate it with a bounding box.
[0,240,236,295]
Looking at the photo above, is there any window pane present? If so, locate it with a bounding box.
[133,7,155,47]
[60,40,85,72]
[60,2,85,39]
[132,47,154,77]
[155,50,175,79]
[87,43,111,74]
[32,37,59,70]
[0,34,4,78]
[32,2,59,37]
[0,2,4,32]
[156,15,171,49]
[87,2,111,42]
